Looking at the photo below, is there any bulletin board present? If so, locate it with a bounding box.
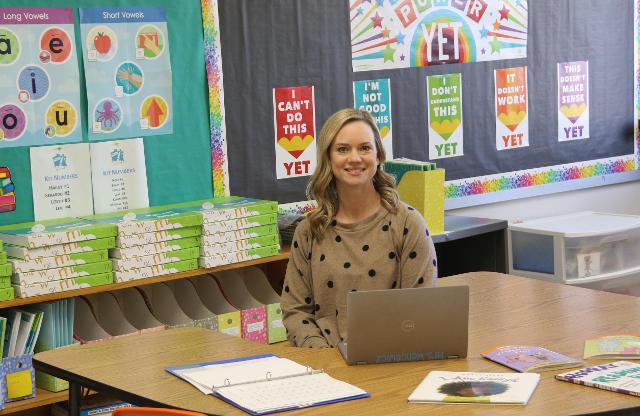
[0,0,213,226]
[216,0,640,210]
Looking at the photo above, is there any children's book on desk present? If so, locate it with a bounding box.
[408,371,540,405]
[555,361,640,396]
[166,353,369,415]
[583,334,640,359]
[481,345,582,372]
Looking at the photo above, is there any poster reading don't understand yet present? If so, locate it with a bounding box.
[273,86,316,179]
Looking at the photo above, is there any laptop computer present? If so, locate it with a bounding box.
[337,285,469,365]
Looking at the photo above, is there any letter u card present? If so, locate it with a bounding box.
[79,7,173,140]
[0,8,82,148]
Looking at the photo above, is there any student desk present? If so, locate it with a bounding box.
[34,272,640,416]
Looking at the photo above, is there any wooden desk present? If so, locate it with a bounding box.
[34,272,640,416]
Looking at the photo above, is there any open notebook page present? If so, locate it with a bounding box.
[175,356,310,391]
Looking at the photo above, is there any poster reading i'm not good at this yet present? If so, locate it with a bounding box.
[0,8,81,148]
[79,7,173,141]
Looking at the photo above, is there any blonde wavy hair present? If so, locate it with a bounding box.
[307,108,399,241]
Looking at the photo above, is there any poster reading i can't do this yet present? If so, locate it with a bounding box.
[79,7,173,141]
[0,8,81,148]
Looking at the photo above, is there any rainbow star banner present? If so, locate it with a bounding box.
[494,66,528,151]
[353,79,393,158]
[427,73,463,159]
[558,61,589,142]
[350,0,528,72]
[273,86,317,179]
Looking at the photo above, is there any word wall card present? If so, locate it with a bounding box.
[0,8,81,148]
[79,7,173,141]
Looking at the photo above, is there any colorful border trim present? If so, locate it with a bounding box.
[201,0,229,197]
[445,157,635,199]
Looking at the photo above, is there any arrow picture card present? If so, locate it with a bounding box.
[79,7,173,140]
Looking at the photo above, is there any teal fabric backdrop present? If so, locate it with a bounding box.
[0,0,212,226]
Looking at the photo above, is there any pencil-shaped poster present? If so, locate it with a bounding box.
[0,8,81,147]
[494,66,528,151]
[79,7,173,140]
[273,86,316,179]
[427,73,463,160]
[353,79,393,158]
[558,61,589,141]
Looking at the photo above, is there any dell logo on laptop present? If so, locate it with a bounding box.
[401,319,416,332]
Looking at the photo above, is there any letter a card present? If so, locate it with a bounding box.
[273,86,317,179]
[79,7,173,140]
[0,8,81,148]
[494,67,529,151]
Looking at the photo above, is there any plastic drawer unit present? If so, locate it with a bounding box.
[508,211,640,295]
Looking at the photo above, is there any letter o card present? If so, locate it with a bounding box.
[273,86,316,179]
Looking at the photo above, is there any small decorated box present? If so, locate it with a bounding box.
[111,247,200,271]
[202,213,277,235]
[12,261,113,284]
[200,234,279,257]
[113,258,199,283]
[200,224,278,245]
[175,196,278,223]
[110,236,200,259]
[13,272,113,297]
[86,207,203,236]
[0,218,117,249]
[9,250,109,273]
[116,226,202,248]
[4,237,116,260]
[199,245,280,269]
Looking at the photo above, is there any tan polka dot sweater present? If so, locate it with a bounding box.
[281,202,438,348]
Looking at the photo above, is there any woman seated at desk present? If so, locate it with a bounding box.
[281,108,438,348]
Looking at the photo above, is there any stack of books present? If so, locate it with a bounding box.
[177,197,280,268]
[87,206,202,283]
[0,240,14,301]
[0,167,16,213]
[0,219,117,298]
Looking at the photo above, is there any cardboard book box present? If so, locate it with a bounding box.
[199,245,280,269]
[212,270,268,344]
[393,168,445,235]
[189,275,241,337]
[110,236,200,259]
[137,283,216,330]
[200,234,279,257]
[0,218,117,249]
[166,279,218,332]
[174,196,278,222]
[85,206,203,236]
[113,258,199,283]
[9,250,109,273]
[4,237,116,260]
[13,273,113,298]
[202,213,278,235]
[240,267,286,344]
[200,224,278,245]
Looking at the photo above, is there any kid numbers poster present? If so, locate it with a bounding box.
[0,8,81,148]
[79,7,173,140]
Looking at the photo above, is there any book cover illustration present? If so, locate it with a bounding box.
[481,345,582,372]
[584,335,640,359]
[556,361,640,396]
[408,371,540,405]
